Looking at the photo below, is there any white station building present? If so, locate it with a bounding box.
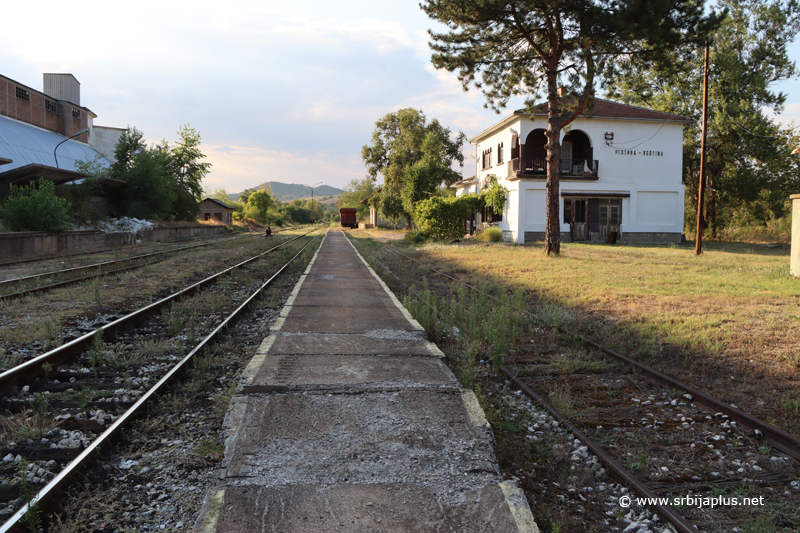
[454,98,691,244]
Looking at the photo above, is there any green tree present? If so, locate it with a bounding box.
[339,177,377,221]
[280,199,313,224]
[111,137,176,220]
[0,179,70,232]
[108,126,212,221]
[304,198,323,223]
[208,187,233,204]
[421,0,720,254]
[362,108,466,228]
[244,189,276,223]
[607,0,800,237]
[113,126,147,170]
[168,125,212,221]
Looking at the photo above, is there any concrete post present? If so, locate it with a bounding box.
[792,194,800,277]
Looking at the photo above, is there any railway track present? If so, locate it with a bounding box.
[0,233,261,301]
[347,235,800,532]
[0,231,321,532]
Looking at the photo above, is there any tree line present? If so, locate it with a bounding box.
[206,186,337,226]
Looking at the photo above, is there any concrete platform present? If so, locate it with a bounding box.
[197,230,538,532]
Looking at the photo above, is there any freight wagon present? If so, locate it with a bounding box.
[339,208,358,228]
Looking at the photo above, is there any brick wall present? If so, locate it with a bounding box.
[0,75,88,142]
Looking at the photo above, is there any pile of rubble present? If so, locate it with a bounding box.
[72,217,155,235]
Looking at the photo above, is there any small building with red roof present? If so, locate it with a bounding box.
[454,98,691,244]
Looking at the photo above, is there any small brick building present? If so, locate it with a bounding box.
[199,198,234,225]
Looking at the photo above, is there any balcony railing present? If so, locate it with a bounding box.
[510,158,599,178]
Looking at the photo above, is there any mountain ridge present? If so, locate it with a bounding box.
[231,182,343,202]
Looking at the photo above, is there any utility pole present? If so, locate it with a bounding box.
[695,42,709,256]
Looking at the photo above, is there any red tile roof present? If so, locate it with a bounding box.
[517,98,691,122]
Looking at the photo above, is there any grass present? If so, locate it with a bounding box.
[1,394,59,446]
[476,227,503,242]
[194,437,224,461]
[370,236,800,432]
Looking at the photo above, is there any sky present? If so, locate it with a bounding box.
[2,0,799,194]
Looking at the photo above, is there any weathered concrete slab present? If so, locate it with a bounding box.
[280,305,408,323]
[212,482,536,533]
[278,313,420,334]
[292,286,392,303]
[292,278,388,293]
[259,332,439,357]
[223,391,497,487]
[304,269,375,280]
[290,291,398,308]
[242,354,457,393]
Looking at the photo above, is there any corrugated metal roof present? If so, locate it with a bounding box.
[0,115,109,174]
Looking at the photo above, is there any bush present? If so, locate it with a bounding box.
[413,196,471,241]
[404,230,427,243]
[0,179,70,232]
[411,176,508,242]
[56,177,106,224]
[476,227,503,242]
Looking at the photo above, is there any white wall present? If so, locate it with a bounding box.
[89,125,126,162]
[471,113,686,243]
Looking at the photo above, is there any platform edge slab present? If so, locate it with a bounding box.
[500,481,541,533]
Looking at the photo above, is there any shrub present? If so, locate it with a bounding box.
[476,227,503,242]
[405,230,427,243]
[0,179,70,232]
[413,196,473,241]
[412,176,508,242]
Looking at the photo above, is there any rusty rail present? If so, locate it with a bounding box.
[500,366,699,532]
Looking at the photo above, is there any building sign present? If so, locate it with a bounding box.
[614,149,664,156]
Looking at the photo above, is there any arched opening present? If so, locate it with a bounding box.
[561,130,595,175]
[517,129,597,177]
[522,128,547,175]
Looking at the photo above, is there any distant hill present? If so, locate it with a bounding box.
[231,182,343,202]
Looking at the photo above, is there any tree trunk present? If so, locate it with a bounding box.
[544,71,561,255]
[405,214,413,230]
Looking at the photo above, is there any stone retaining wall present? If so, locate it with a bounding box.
[0,225,227,262]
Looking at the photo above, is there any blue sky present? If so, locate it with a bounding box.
[2,1,798,193]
